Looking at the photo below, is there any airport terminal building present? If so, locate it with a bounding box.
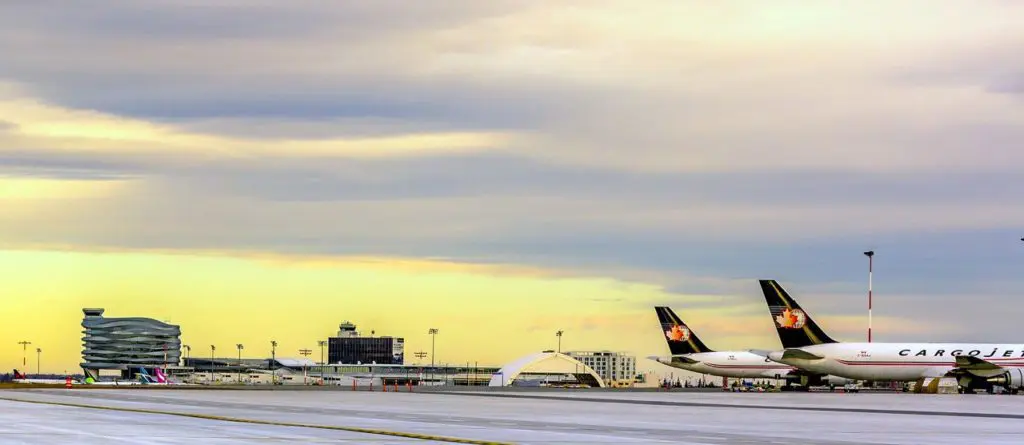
[327,321,404,365]
[80,308,182,380]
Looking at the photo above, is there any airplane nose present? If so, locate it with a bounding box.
[767,351,784,362]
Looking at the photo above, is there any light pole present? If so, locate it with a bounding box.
[183,345,191,367]
[271,340,277,385]
[17,341,31,369]
[318,340,327,384]
[210,345,216,382]
[299,348,312,384]
[236,344,244,384]
[428,328,438,367]
[36,348,41,376]
[556,330,564,354]
[864,250,874,343]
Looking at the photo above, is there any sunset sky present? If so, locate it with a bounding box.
[2,1,1023,376]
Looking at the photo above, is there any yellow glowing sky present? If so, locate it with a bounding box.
[0,248,690,373]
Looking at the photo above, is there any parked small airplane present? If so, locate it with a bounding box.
[648,306,852,388]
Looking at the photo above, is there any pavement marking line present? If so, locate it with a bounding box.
[425,391,1024,420]
[0,396,512,445]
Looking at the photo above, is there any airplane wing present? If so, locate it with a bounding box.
[921,355,1011,381]
[780,348,824,361]
[951,356,1007,378]
[646,355,700,365]
[749,348,824,361]
[668,355,701,364]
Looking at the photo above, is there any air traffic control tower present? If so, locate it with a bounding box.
[81,308,182,380]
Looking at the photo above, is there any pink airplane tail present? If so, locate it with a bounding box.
[154,368,167,383]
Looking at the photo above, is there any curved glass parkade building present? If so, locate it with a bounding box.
[81,308,181,379]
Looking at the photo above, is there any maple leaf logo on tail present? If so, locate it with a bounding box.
[775,308,807,329]
[665,324,690,342]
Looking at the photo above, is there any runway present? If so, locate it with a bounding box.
[2,388,1022,444]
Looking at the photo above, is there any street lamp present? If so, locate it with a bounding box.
[270,340,278,385]
[210,345,216,381]
[428,328,438,367]
[318,340,327,384]
[183,345,191,367]
[236,344,244,384]
[299,348,312,385]
[556,330,564,354]
[17,341,31,369]
[864,250,874,343]
[36,348,41,376]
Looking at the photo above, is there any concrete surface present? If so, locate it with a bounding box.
[0,398,437,444]
[2,388,1023,444]
[426,389,1024,418]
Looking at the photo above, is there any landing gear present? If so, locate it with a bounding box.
[958,380,997,395]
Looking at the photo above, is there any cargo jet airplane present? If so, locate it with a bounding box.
[757,279,1024,394]
[648,306,852,388]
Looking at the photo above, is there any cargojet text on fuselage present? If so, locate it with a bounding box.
[648,306,851,387]
[757,279,1024,393]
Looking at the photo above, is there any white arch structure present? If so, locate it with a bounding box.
[488,351,606,387]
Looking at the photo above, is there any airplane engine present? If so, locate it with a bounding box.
[823,375,855,386]
[987,368,1024,390]
[798,374,854,387]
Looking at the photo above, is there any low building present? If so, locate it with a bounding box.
[182,358,270,373]
[173,358,502,387]
[181,358,315,384]
[80,308,181,380]
[327,321,404,365]
[566,351,637,387]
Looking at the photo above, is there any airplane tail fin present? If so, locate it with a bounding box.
[759,280,837,348]
[154,368,168,383]
[655,306,714,354]
[137,367,156,384]
[13,369,26,379]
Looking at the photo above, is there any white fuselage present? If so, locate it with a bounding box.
[657,351,795,379]
[11,379,70,385]
[769,343,1024,381]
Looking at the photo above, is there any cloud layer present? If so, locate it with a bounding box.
[2,1,1024,352]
